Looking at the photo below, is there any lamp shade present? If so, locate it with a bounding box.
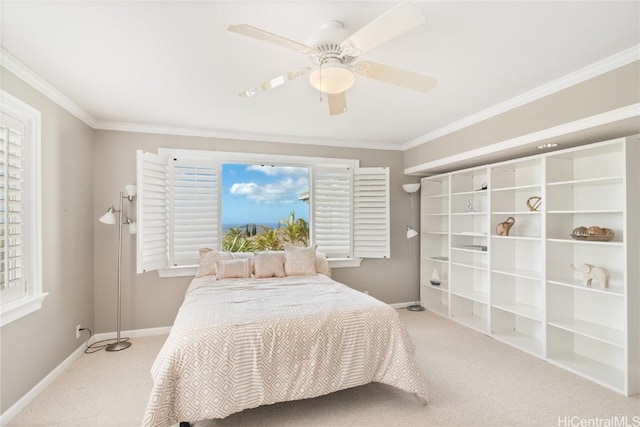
[309,64,355,94]
[124,217,137,234]
[124,184,137,197]
[99,208,117,225]
[407,226,418,239]
[402,183,421,194]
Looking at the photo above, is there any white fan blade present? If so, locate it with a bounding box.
[228,24,318,56]
[238,68,310,98]
[327,92,347,115]
[354,61,437,93]
[340,2,426,56]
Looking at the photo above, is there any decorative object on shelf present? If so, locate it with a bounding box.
[571,262,610,289]
[496,217,515,236]
[526,196,542,211]
[476,182,488,191]
[570,226,615,242]
[402,183,420,239]
[465,199,474,212]
[430,269,441,286]
[98,184,137,352]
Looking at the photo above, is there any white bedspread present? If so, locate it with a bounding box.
[142,274,428,426]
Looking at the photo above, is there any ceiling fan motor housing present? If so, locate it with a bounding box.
[306,21,358,65]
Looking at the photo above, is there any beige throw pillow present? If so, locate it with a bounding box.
[284,245,317,276]
[254,251,286,278]
[230,252,255,273]
[195,249,233,278]
[215,259,252,279]
[315,251,331,277]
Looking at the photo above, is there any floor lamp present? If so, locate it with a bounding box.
[402,183,420,239]
[402,183,425,312]
[99,185,137,352]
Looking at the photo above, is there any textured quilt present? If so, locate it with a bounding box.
[142,274,428,426]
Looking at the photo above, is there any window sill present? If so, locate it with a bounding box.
[328,258,362,268]
[157,258,362,278]
[1,293,49,327]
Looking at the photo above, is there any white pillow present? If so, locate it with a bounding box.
[215,259,252,279]
[284,245,317,276]
[315,251,331,277]
[254,251,286,278]
[231,252,255,273]
[195,249,233,278]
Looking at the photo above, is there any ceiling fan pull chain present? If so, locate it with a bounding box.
[318,61,323,102]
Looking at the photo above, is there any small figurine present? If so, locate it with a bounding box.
[496,217,515,236]
[571,263,609,288]
[465,199,474,212]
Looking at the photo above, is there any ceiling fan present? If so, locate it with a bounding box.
[228,2,437,115]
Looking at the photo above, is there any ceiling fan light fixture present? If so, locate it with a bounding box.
[309,63,355,94]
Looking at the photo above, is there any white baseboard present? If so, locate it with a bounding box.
[0,326,171,426]
[90,325,171,343]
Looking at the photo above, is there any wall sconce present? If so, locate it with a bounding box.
[98,184,137,352]
[402,183,420,239]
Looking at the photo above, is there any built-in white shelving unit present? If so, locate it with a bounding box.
[419,136,639,396]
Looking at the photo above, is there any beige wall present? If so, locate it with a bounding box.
[0,69,95,413]
[93,130,421,332]
[404,61,640,170]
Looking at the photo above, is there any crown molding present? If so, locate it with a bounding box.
[94,120,401,151]
[0,48,97,128]
[403,103,640,175]
[402,44,640,151]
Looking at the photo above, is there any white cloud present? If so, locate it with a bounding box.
[229,182,258,195]
[229,176,308,204]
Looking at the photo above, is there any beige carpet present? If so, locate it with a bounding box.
[8,310,640,427]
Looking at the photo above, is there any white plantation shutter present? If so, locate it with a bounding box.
[311,167,353,258]
[136,151,169,273]
[0,92,44,327]
[0,116,26,303]
[353,167,390,258]
[169,158,219,266]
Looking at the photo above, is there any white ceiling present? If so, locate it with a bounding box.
[1,1,639,150]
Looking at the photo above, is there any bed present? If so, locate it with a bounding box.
[142,250,428,427]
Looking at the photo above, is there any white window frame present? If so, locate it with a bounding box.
[138,148,390,277]
[0,91,46,327]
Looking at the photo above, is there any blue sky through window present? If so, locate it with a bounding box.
[221,163,309,229]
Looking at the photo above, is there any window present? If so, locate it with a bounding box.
[0,91,45,327]
[221,163,310,252]
[136,149,389,276]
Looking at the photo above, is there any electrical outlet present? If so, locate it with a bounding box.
[76,324,82,339]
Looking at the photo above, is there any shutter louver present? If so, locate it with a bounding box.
[354,167,390,258]
[169,159,219,265]
[312,167,352,258]
[136,150,169,273]
[0,116,27,302]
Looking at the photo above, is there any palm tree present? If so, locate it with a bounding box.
[280,211,309,246]
[295,218,309,246]
[222,227,254,252]
[254,226,281,251]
